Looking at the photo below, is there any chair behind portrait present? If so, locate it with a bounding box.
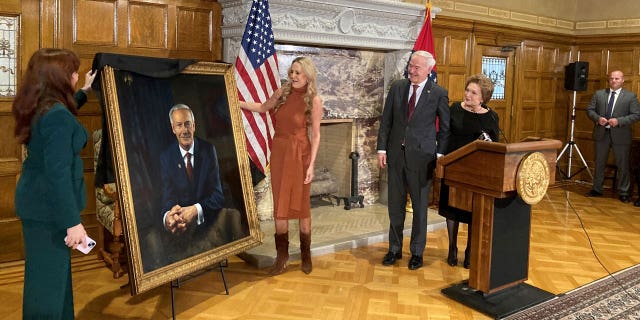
[94,129,128,278]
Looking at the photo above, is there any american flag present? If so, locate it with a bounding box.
[234,0,280,173]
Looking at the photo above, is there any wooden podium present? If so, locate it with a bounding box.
[436,138,561,318]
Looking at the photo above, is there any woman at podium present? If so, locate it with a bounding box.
[438,74,500,268]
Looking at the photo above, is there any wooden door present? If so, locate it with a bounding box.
[471,46,516,143]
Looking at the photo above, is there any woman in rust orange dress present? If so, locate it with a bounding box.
[240,57,323,275]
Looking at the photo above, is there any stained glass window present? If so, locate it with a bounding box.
[482,56,506,100]
[0,16,17,97]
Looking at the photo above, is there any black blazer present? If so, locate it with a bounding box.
[377,79,450,182]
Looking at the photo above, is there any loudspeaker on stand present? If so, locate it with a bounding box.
[564,61,589,91]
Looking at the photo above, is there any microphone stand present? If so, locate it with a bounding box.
[556,90,593,179]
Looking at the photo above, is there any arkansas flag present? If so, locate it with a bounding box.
[411,1,439,130]
[234,0,280,174]
[408,1,437,82]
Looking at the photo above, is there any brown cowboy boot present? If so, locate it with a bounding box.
[300,232,312,274]
[269,233,289,276]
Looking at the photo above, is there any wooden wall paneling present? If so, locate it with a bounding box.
[75,0,118,46]
[514,44,543,141]
[570,47,606,179]
[542,45,572,140]
[58,0,220,60]
[607,49,635,76]
[40,0,58,47]
[578,49,605,79]
[445,35,472,102]
[0,220,23,262]
[1,0,20,12]
[128,2,168,49]
[538,77,556,137]
[0,115,19,158]
[517,75,539,138]
[513,41,570,142]
[571,89,597,180]
[433,28,472,103]
[0,174,17,218]
[0,0,41,265]
[554,46,573,140]
[175,6,213,57]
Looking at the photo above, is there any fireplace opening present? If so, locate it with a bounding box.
[310,119,354,207]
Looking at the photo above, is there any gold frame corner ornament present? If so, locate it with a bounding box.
[516,152,550,205]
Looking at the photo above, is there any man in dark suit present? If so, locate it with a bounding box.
[160,104,225,234]
[152,104,228,267]
[586,70,640,203]
[376,51,450,270]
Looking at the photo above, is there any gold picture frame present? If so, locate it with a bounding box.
[100,62,262,294]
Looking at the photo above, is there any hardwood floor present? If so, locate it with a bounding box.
[1,181,639,319]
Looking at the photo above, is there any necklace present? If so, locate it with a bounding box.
[463,103,482,113]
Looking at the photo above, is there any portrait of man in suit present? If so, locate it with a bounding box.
[160,103,225,235]
[143,103,242,268]
[585,70,640,203]
[376,50,450,270]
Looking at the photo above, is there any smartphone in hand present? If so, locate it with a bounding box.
[64,236,96,254]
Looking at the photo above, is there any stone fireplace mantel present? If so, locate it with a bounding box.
[219,0,437,62]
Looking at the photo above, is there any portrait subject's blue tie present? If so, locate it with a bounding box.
[605,91,616,119]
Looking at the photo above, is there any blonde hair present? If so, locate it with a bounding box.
[275,57,318,124]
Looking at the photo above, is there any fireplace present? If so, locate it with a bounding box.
[220,0,429,219]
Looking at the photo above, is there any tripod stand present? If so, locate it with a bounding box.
[557,90,593,179]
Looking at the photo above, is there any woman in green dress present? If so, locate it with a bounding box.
[12,48,95,319]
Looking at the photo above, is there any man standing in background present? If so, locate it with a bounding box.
[586,70,640,203]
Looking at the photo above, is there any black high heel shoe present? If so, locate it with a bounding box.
[447,247,458,266]
[463,248,470,269]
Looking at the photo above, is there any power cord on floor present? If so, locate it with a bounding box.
[561,186,640,303]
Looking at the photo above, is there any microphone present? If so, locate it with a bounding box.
[483,103,509,143]
[478,131,492,142]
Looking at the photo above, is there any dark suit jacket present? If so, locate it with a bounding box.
[159,137,224,224]
[15,91,88,229]
[587,88,640,144]
[377,79,450,183]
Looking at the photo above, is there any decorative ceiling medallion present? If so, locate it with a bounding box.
[516,152,549,205]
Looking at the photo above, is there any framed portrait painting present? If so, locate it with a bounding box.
[99,60,262,294]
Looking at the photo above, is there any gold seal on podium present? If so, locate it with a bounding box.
[516,152,550,205]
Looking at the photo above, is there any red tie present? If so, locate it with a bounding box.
[185,152,193,182]
[407,84,419,119]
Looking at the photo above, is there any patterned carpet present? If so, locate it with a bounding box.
[239,201,445,268]
[504,264,640,319]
